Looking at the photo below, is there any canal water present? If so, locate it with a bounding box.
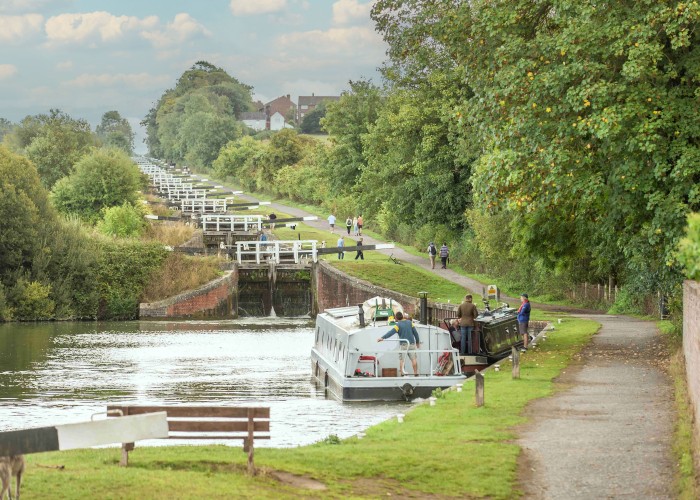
[0,319,407,447]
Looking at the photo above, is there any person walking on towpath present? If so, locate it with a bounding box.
[337,235,345,259]
[345,217,352,235]
[439,243,449,269]
[517,293,531,351]
[357,214,363,235]
[456,294,478,355]
[355,238,364,260]
[377,311,420,376]
[327,213,336,233]
[352,216,358,236]
[427,242,437,269]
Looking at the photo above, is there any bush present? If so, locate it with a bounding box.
[10,279,55,320]
[97,203,146,238]
[678,212,700,280]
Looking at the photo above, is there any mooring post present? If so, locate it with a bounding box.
[475,371,484,407]
[418,291,428,325]
[512,346,520,379]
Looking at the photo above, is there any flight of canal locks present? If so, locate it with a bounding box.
[0,157,527,460]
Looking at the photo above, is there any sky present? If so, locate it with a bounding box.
[0,0,387,151]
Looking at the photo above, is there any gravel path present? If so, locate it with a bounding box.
[518,314,674,499]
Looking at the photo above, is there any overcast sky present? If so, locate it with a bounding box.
[0,0,386,150]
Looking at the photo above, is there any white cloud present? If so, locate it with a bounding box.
[332,0,374,26]
[0,14,44,43]
[64,72,171,89]
[45,12,159,45]
[277,26,384,58]
[141,13,211,49]
[0,0,56,14]
[55,60,73,70]
[0,64,19,80]
[230,0,287,15]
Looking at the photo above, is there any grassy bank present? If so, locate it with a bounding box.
[23,315,597,499]
[658,321,700,499]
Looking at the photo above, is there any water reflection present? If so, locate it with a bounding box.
[0,319,407,447]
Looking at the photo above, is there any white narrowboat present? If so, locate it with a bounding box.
[311,297,466,401]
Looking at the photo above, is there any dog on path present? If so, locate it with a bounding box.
[0,455,24,500]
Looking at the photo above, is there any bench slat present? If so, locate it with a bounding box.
[168,421,270,433]
[107,406,270,419]
[166,435,270,440]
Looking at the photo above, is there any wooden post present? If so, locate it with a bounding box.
[247,408,255,475]
[120,442,134,467]
[475,371,484,407]
[512,347,520,379]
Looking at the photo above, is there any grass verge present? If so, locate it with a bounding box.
[658,320,700,499]
[23,315,597,499]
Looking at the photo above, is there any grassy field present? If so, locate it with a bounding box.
[22,315,598,499]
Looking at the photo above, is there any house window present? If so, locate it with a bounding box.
[301,105,308,110]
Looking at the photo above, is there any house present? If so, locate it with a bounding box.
[263,95,296,122]
[297,94,340,123]
[240,111,267,131]
[240,110,293,132]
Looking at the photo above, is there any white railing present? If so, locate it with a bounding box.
[235,240,318,264]
[180,198,233,213]
[201,214,263,232]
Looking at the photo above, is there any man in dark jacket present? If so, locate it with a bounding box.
[377,311,421,376]
[456,294,479,354]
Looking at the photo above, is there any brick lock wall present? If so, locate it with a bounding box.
[684,280,700,442]
[140,270,237,319]
[314,261,419,315]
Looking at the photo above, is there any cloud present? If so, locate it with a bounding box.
[0,64,19,80]
[0,0,57,14]
[44,12,208,48]
[141,13,211,48]
[332,0,374,26]
[64,72,171,89]
[56,60,73,70]
[0,14,44,43]
[45,12,159,45]
[230,0,287,15]
[276,26,384,58]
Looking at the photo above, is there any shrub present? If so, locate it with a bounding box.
[98,203,146,238]
[10,279,55,320]
[678,212,700,280]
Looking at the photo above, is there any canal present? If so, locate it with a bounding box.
[0,319,405,447]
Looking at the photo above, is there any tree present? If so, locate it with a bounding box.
[144,61,255,162]
[13,109,98,188]
[51,148,144,222]
[0,118,12,142]
[322,80,384,191]
[96,111,134,154]
[300,102,327,134]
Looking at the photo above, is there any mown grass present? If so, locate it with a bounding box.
[22,315,598,499]
[658,320,700,499]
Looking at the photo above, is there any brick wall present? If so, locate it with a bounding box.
[314,261,419,315]
[140,269,237,319]
[684,280,700,442]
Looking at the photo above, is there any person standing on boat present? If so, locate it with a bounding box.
[518,293,531,351]
[377,311,421,376]
[456,294,478,355]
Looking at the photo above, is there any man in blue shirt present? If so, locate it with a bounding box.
[518,293,531,351]
[377,311,421,376]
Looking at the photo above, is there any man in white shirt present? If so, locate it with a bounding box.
[327,213,336,233]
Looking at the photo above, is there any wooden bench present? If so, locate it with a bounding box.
[107,405,270,474]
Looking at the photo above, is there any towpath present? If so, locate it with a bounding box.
[210,185,676,498]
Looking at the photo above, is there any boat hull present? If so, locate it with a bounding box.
[311,353,464,402]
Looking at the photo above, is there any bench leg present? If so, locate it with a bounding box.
[120,442,134,467]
